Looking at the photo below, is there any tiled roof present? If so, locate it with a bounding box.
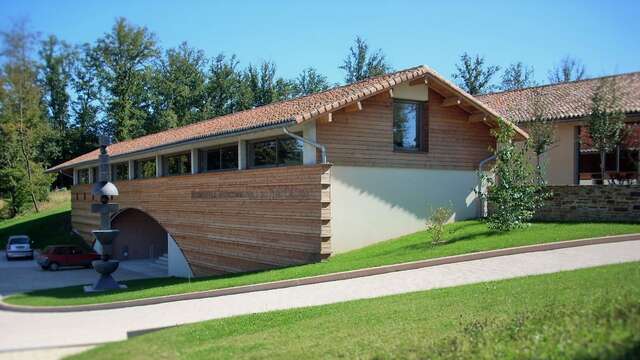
[477,72,640,123]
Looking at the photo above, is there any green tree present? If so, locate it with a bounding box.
[0,21,54,213]
[525,89,555,182]
[294,67,330,97]
[91,17,159,140]
[244,61,292,107]
[548,56,586,84]
[500,62,535,91]
[206,54,252,116]
[586,77,626,183]
[452,53,500,95]
[339,36,390,84]
[69,44,100,156]
[478,119,548,231]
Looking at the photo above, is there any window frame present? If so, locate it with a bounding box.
[162,152,192,177]
[198,143,239,173]
[392,99,426,153]
[77,168,90,184]
[111,162,129,182]
[247,133,304,169]
[133,157,157,180]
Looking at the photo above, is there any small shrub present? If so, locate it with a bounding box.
[427,205,454,244]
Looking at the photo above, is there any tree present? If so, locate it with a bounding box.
[339,36,390,84]
[477,119,548,231]
[206,54,253,116]
[548,56,586,84]
[0,21,54,213]
[452,53,500,95]
[244,61,293,107]
[69,43,100,156]
[586,77,626,183]
[293,67,330,97]
[500,62,535,91]
[91,17,159,140]
[525,89,555,182]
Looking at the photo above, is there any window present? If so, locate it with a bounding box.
[91,166,99,183]
[77,169,90,184]
[200,144,238,172]
[163,153,191,176]
[111,163,129,181]
[248,135,303,168]
[393,100,424,151]
[134,158,156,179]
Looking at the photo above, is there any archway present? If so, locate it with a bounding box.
[110,208,168,260]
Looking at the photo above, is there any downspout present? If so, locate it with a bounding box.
[478,154,496,218]
[283,127,328,164]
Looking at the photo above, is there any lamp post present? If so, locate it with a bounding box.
[84,136,127,292]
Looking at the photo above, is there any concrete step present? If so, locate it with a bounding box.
[155,253,168,267]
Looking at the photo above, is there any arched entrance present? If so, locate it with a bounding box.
[111,208,168,260]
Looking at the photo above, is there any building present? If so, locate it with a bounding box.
[50,65,529,277]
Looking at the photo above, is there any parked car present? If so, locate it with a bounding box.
[5,235,34,260]
[37,245,100,271]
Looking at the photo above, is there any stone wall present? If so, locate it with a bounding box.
[535,185,640,222]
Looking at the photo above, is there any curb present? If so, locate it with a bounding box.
[2,233,639,313]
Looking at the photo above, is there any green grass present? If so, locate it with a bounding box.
[5,220,640,307]
[69,261,640,359]
[0,190,85,250]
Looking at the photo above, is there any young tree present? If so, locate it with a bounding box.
[586,78,626,183]
[452,53,500,95]
[0,21,54,213]
[339,36,390,84]
[548,56,586,84]
[500,62,535,91]
[525,89,555,182]
[477,119,548,231]
[91,17,159,140]
[293,67,330,97]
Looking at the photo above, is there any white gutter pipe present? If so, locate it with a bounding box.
[283,127,328,164]
[478,154,496,218]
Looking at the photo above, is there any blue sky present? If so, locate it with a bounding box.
[1,0,639,85]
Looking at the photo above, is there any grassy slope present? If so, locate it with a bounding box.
[70,261,640,360]
[0,191,84,249]
[6,220,640,307]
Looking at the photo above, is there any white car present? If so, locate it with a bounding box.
[5,235,34,260]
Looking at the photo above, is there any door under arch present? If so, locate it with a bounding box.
[111,208,167,260]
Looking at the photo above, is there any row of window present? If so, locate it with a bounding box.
[76,99,426,184]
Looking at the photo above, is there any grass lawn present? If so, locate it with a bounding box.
[0,190,85,249]
[5,220,640,307]
[70,261,640,359]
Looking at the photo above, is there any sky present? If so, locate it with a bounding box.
[1,0,639,85]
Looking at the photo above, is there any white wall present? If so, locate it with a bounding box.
[330,166,480,253]
[168,233,193,278]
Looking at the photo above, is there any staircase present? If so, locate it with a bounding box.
[154,253,168,268]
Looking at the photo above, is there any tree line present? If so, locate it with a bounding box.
[0,16,590,217]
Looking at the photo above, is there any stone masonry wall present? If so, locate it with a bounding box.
[534,185,640,222]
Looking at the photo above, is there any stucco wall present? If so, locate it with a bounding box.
[544,123,577,185]
[330,165,480,252]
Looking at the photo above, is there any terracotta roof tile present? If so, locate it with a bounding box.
[477,72,640,123]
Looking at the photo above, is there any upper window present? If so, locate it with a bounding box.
[393,100,423,151]
[77,169,90,184]
[248,135,303,168]
[200,144,238,172]
[163,153,191,176]
[111,162,129,181]
[134,158,156,179]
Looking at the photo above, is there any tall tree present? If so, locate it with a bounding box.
[452,53,500,95]
[149,42,208,131]
[586,77,626,183]
[91,17,159,140]
[0,21,53,213]
[339,36,390,84]
[548,56,586,84]
[293,67,330,97]
[500,62,535,91]
[69,43,100,156]
[206,54,252,116]
[244,61,292,107]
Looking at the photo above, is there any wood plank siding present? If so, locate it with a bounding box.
[71,164,332,276]
[317,90,496,170]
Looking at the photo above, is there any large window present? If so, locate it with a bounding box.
[134,158,156,179]
[77,168,90,184]
[578,124,640,183]
[393,100,424,151]
[199,144,238,172]
[163,153,191,176]
[248,136,303,168]
[111,162,129,181]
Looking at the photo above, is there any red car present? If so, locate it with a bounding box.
[37,245,100,271]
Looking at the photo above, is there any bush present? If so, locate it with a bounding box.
[427,205,454,244]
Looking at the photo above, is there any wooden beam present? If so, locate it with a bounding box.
[468,113,487,123]
[326,112,333,123]
[442,97,461,107]
[344,101,362,113]
[409,77,428,86]
[388,89,394,98]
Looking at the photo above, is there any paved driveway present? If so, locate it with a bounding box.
[0,251,167,296]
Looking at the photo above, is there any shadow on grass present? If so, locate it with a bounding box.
[0,210,86,249]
